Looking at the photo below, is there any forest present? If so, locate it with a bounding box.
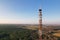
[0,24,39,40]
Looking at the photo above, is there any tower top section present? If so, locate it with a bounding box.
[39,9,42,11]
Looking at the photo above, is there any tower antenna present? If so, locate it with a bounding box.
[38,7,42,40]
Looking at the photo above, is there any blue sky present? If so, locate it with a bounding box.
[0,0,60,24]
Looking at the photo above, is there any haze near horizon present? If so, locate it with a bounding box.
[0,0,60,25]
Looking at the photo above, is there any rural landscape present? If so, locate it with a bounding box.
[0,24,60,40]
[0,0,60,40]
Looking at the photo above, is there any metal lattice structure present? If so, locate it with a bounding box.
[38,8,58,40]
[38,9,42,40]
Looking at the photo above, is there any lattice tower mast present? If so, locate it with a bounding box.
[38,8,42,40]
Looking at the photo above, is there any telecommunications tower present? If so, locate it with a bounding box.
[38,8,42,40]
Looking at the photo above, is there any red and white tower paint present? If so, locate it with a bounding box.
[38,8,42,40]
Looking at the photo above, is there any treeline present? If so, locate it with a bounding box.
[0,28,39,40]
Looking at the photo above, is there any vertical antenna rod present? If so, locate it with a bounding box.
[39,8,42,40]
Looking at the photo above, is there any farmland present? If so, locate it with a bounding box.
[0,24,60,40]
